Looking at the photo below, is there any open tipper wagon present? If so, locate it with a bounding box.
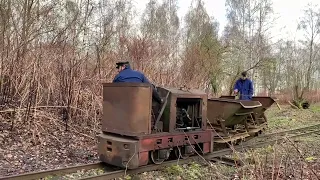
[220,96,278,123]
[251,96,278,122]
[207,98,262,143]
[219,96,278,136]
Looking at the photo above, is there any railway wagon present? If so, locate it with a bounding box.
[97,83,213,169]
[219,96,278,124]
[206,98,265,144]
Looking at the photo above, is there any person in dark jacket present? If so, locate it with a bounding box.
[113,61,163,104]
[233,71,254,100]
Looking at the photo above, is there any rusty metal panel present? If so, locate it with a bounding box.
[252,97,277,109]
[157,87,208,133]
[203,142,211,154]
[97,133,141,169]
[219,96,277,117]
[159,88,208,132]
[216,98,262,109]
[161,87,207,96]
[102,83,152,136]
[252,97,277,118]
[219,95,277,108]
[139,130,212,152]
[138,152,149,167]
[219,95,238,99]
[207,98,262,127]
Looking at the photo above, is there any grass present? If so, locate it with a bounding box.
[310,104,320,113]
[265,104,320,132]
[135,162,238,180]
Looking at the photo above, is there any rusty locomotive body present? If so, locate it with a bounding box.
[98,83,277,169]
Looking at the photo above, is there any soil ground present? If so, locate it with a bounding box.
[0,112,100,177]
[1,103,320,179]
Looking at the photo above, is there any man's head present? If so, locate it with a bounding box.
[241,71,247,80]
[116,61,130,72]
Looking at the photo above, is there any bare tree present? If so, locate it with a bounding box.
[223,0,274,95]
[298,3,320,91]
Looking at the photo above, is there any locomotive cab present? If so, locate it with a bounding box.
[176,97,203,130]
[155,86,207,133]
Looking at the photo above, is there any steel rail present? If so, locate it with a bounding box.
[211,157,240,167]
[1,125,319,180]
[0,162,106,180]
[257,122,320,138]
[78,148,239,180]
[245,123,320,144]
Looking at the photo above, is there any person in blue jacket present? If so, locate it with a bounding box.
[113,61,163,104]
[233,71,254,100]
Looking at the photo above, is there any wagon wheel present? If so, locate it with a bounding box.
[237,137,246,144]
[174,146,190,159]
[229,138,243,146]
[150,150,166,164]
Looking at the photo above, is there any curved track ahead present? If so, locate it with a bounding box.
[1,123,320,180]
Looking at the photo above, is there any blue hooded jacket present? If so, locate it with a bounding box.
[234,78,254,100]
[112,65,163,104]
[112,65,150,83]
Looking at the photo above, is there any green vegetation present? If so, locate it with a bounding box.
[310,104,320,113]
[265,104,320,132]
[137,162,237,180]
[163,162,203,180]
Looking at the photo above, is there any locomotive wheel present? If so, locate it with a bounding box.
[150,150,166,164]
[174,147,190,159]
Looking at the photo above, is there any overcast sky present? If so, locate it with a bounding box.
[132,0,320,42]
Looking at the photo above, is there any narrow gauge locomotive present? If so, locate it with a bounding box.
[97,83,276,169]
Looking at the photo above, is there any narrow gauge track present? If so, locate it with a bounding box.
[245,122,320,144]
[0,163,110,180]
[1,125,320,180]
[79,128,320,180]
